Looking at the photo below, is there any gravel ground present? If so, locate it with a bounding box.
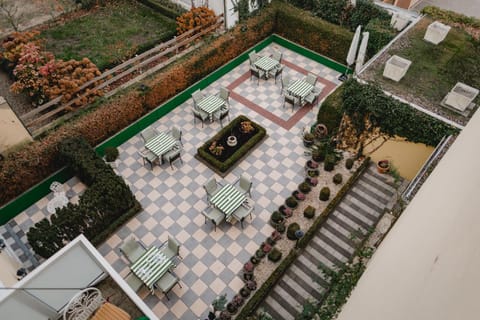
[0,71,33,117]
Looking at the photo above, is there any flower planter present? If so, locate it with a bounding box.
[314,124,328,139]
[377,160,390,174]
[226,135,237,147]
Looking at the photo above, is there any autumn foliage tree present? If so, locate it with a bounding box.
[176,6,217,35]
[1,31,102,107]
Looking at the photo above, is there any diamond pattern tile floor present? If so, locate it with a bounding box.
[0,43,342,319]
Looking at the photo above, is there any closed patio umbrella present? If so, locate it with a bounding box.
[355,31,369,74]
[346,25,362,67]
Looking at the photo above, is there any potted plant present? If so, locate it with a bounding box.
[304,205,316,219]
[306,177,318,187]
[243,261,254,273]
[345,158,354,170]
[262,243,272,253]
[292,190,305,201]
[324,154,336,171]
[270,211,285,227]
[303,132,315,148]
[276,222,286,233]
[305,159,319,170]
[219,310,232,320]
[240,286,251,298]
[279,205,292,218]
[333,173,343,184]
[104,146,119,168]
[267,247,282,262]
[246,280,257,291]
[285,196,298,209]
[319,187,330,201]
[255,248,266,259]
[212,293,228,315]
[250,256,260,265]
[298,182,311,194]
[271,230,282,241]
[314,123,328,139]
[377,159,390,174]
[287,222,300,240]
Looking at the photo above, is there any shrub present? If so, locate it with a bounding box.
[333,173,343,184]
[270,211,284,225]
[312,149,325,162]
[256,249,266,259]
[279,205,293,218]
[320,187,331,201]
[240,287,251,298]
[298,182,311,193]
[176,6,217,35]
[364,18,397,58]
[268,248,282,262]
[345,158,354,169]
[317,85,344,135]
[287,222,300,240]
[276,223,286,233]
[324,154,336,171]
[250,256,260,265]
[303,205,316,219]
[313,0,348,25]
[104,146,119,162]
[27,137,139,258]
[348,0,390,30]
[285,196,298,209]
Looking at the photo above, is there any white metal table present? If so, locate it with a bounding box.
[254,56,280,77]
[210,183,246,221]
[144,132,177,161]
[287,79,314,105]
[130,246,173,293]
[47,193,69,214]
[197,95,226,121]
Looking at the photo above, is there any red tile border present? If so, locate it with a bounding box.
[226,60,338,130]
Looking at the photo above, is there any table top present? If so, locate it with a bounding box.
[197,95,225,114]
[210,184,246,217]
[130,246,173,289]
[254,56,279,72]
[144,132,177,157]
[287,79,314,100]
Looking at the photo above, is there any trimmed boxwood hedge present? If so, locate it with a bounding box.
[26,137,140,258]
[197,115,266,173]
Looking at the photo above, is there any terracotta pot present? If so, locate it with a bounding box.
[377,160,390,174]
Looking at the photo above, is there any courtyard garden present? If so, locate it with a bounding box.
[0,2,469,320]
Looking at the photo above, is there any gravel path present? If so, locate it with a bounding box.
[0,71,33,117]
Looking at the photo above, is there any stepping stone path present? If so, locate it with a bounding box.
[260,164,398,319]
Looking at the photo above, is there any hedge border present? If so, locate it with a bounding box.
[0,35,349,225]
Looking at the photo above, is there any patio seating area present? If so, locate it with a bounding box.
[0,43,342,319]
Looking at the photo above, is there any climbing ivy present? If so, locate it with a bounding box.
[341,79,458,146]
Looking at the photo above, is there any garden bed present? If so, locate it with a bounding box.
[196,115,267,176]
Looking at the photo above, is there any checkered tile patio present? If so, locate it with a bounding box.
[0,43,342,319]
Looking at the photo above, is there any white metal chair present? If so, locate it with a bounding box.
[124,272,143,292]
[155,271,181,300]
[201,206,226,231]
[232,200,254,229]
[163,145,183,170]
[203,178,221,204]
[192,89,205,108]
[235,174,253,197]
[248,51,259,65]
[193,107,209,127]
[272,50,282,62]
[284,93,300,111]
[140,127,159,143]
[214,105,231,127]
[171,126,183,146]
[269,64,283,84]
[218,87,230,107]
[161,235,182,262]
[250,65,265,85]
[306,72,317,86]
[138,149,158,170]
[119,237,147,263]
[281,75,291,93]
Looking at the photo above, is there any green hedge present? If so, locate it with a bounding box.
[197,116,266,173]
[236,157,370,318]
[342,79,459,146]
[365,18,397,58]
[274,2,353,63]
[348,0,391,30]
[317,84,345,135]
[26,137,140,258]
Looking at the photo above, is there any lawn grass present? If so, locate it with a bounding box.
[371,18,480,111]
[40,0,177,70]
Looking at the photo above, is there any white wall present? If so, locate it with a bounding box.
[336,109,480,319]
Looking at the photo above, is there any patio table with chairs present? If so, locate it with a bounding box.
[197,94,226,122]
[144,132,177,161]
[287,79,314,105]
[254,56,280,76]
[130,246,174,294]
[209,183,246,221]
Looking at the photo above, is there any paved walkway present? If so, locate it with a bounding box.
[0,43,342,319]
[412,0,480,18]
[260,164,398,319]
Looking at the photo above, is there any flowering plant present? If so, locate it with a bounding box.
[209,141,224,156]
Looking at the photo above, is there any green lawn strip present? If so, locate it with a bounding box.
[41,1,176,70]
[373,18,480,105]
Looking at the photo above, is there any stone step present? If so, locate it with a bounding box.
[271,284,303,314]
[352,183,390,208]
[319,227,356,255]
[264,295,295,320]
[302,244,339,270]
[295,255,331,288]
[289,263,327,296]
[324,219,361,246]
[344,194,382,221]
[356,179,392,202]
[337,203,375,228]
[363,169,396,195]
[311,235,350,262]
[349,188,386,214]
[280,273,319,305]
[329,210,368,235]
